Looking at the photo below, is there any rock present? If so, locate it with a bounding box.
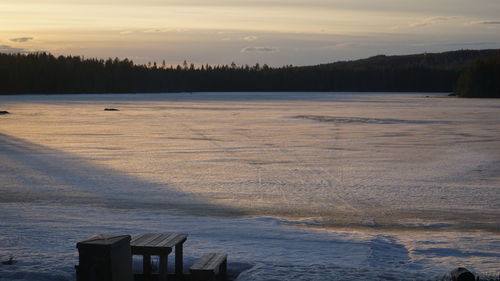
[0,111,9,115]
[104,108,119,111]
[451,267,475,281]
[1,255,16,265]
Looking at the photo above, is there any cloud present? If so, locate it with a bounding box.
[240,46,279,53]
[314,42,358,50]
[466,20,500,25]
[9,37,34,43]
[409,16,454,27]
[0,45,28,53]
[220,35,257,42]
[144,29,164,33]
[38,0,499,19]
[243,35,258,41]
[217,31,237,35]
[143,28,188,33]
[428,42,497,47]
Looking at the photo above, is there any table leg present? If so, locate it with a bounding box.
[143,254,152,277]
[220,259,227,281]
[175,243,183,275]
[159,254,168,281]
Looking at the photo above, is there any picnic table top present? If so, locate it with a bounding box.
[130,233,187,254]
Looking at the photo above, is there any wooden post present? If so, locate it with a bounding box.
[175,243,183,275]
[159,254,168,281]
[143,254,151,277]
[220,259,227,281]
[451,267,475,281]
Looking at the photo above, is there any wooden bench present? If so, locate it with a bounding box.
[131,233,187,281]
[189,253,227,281]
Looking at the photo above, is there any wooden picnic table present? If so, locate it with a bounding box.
[131,233,188,281]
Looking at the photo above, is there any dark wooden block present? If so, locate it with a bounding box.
[76,234,133,281]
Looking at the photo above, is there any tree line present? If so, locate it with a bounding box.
[0,49,499,95]
[455,53,500,98]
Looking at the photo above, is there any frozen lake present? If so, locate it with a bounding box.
[0,92,499,280]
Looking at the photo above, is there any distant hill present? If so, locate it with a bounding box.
[1,49,499,95]
[455,53,500,98]
[291,49,500,93]
[314,49,500,69]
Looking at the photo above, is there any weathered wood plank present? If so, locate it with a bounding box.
[159,234,181,247]
[131,233,147,244]
[156,234,187,248]
[190,253,227,281]
[145,233,171,247]
[206,254,227,270]
[190,253,215,270]
[131,233,161,246]
[131,234,187,249]
[155,234,178,247]
[143,233,164,245]
[190,253,227,270]
[132,233,163,249]
[131,233,154,245]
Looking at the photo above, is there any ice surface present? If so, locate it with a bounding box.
[0,92,499,280]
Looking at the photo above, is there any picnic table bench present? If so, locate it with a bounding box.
[131,233,187,281]
[190,253,227,281]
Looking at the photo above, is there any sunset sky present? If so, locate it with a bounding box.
[1,0,500,66]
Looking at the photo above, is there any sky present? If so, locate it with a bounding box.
[1,0,500,66]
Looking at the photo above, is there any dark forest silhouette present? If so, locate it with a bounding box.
[0,49,499,96]
[455,53,500,98]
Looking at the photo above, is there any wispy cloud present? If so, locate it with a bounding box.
[220,35,257,42]
[466,20,500,25]
[427,42,496,47]
[240,46,279,53]
[144,28,164,33]
[243,35,258,41]
[143,28,188,33]
[9,37,34,43]
[409,17,454,27]
[0,45,28,53]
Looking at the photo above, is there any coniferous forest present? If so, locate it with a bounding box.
[0,49,499,97]
[455,53,500,98]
